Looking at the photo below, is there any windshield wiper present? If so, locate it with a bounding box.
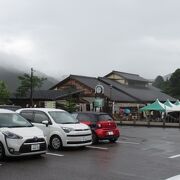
[63,122,77,124]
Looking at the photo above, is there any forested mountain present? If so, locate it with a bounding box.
[153,69,180,99]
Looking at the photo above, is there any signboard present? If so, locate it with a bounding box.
[94,98,104,107]
[45,101,56,108]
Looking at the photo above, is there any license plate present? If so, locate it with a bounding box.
[31,144,40,151]
[107,131,114,135]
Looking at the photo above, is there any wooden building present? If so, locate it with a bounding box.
[50,71,176,113]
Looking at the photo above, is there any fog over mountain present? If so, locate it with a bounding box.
[0,65,59,93]
[163,73,172,81]
[0,1,180,79]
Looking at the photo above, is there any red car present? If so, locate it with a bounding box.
[72,112,120,144]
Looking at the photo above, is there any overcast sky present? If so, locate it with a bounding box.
[0,0,180,79]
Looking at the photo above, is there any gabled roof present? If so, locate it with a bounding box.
[11,90,82,101]
[50,74,97,91]
[70,75,99,90]
[51,74,137,102]
[105,71,149,83]
[98,77,176,102]
[69,75,137,102]
[49,73,176,103]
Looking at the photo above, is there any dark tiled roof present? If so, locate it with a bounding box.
[98,77,176,102]
[50,74,176,103]
[70,75,137,102]
[70,75,98,90]
[11,90,82,100]
[105,71,149,83]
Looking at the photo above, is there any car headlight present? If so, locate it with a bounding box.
[2,131,23,139]
[62,127,74,133]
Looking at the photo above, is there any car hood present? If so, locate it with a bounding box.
[0,126,44,138]
[59,123,90,130]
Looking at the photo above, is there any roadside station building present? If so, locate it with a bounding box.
[50,71,176,117]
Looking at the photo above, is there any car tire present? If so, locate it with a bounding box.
[0,142,5,160]
[109,138,118,143]
[92,132,98,144]
[50,135,62,151]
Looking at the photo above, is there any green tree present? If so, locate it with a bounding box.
[64,97,77,113]
[16,73,46,97]
[0,81,10,104]
[153,75,165,89]
[168,69,180,98]
[162,79,171,95]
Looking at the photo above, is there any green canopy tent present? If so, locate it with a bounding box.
[164,99,175,107]
[140,99,171,125]
[174,100,180,106]
[140,99,169,112]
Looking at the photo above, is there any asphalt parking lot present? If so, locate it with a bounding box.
[1,126,180,180]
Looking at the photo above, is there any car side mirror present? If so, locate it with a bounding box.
[42,120,49,127]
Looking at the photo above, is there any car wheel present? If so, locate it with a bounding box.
[0,142,5,160]
[109,138,118,143]
[92,132,98,144]
[50,135,62,150]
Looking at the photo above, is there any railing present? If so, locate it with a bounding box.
[113,114,180,128]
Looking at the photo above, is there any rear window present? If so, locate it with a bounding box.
[98,114,113,121]
[77,113,98,123]
[77,113,113,122]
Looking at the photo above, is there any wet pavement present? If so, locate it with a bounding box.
[1,126,180,180]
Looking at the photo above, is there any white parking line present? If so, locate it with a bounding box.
[169,154,180,159]
[117,140,140,145]
[86,146,108,150]
[166,174,180,179]
[46,152,64,157]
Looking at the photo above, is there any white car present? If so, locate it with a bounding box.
[16,108,92,150]
[0,109,47,160]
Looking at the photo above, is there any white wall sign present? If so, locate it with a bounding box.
[95,85,104,94]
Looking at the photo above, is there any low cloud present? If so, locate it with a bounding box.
[0,35,34,58]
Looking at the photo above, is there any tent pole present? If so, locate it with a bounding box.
[163,112,165,128]
[147,111,150,127]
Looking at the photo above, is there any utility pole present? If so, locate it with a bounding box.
[109,84,112,114]
[30,67,33,107]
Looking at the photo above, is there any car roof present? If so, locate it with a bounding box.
[0,108,16,114]
[73,111,109,115]
[17,108,66,113]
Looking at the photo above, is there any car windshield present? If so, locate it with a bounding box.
[48,111,79,124]
[0,113,33,128]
